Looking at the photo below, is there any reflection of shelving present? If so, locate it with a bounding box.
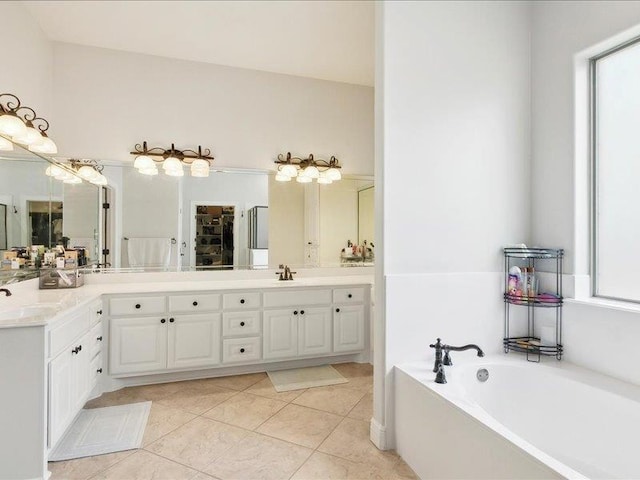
[193,205,234,269]
[503,247,564,362]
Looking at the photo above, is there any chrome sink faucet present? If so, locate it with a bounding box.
[429,338,484,384]
[0,288,12,297]
[276,264,296,281]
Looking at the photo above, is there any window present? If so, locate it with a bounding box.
[592,37,640,302]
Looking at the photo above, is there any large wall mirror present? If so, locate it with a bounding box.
[1,144,374,284]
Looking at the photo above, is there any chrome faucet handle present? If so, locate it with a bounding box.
[443,348,453,366]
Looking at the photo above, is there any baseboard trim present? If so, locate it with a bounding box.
[370,417,388,450]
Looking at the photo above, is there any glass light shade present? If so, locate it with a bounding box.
[275,172,292,182]
[139,167,158,176]
[0,113,27,137]
[166,167,184,177]
[280,164,298,178]
[162,156,182,171]
[77,165,99,180]
[317,175,333,185]
[302,164,320,179]
[63,175,82,184]
[90,174,108,186]
[191,167,209,178]
[45,164,64,177]
[0,136,13,151]
[55,170,73,181]
[12,125,43,146]
[191,159,209,170]
[29,136,57,154]
[133,155,155,170]
[296,175,312,183]
[326,167,342,181]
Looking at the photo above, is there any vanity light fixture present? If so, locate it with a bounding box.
[130,141,214,177]
[45,158,108,186]
[274,152,342,184]
[0,93,58,153]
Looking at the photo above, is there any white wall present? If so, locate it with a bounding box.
[51,42,374,175]
[0,2,53,116]
[319,179,359,266]
[530,1,640,387]
[377,0,531,449]
[268,175,305,267]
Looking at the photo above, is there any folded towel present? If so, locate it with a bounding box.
[126,238,172,268]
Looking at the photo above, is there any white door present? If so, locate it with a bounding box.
[263,309,298,359]
[110,317,168,374]
[298,307,332,356]
[333,305,365,352]
[167,313,221,369]
[49,348,74,447]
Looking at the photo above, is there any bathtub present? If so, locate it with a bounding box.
[395,356,640,479]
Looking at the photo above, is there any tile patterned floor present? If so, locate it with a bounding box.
[49,363,418,480]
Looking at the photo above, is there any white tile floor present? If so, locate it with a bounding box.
[49,363,417,480]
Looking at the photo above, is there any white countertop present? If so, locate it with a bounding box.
[0,275,373,329]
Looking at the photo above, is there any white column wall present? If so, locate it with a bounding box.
[376,0,531,449]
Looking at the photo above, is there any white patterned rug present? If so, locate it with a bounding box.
[267,365,348,392]
[49,401,151,461]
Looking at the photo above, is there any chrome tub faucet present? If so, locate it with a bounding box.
[430,338,484,384]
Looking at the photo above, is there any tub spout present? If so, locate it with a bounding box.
[443,344,484,367]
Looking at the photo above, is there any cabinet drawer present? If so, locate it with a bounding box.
[263,289,331,308]
[169,293,221,313]
[333,287,365,304]
[223,311,261,336]
[91,301,104,326]
[223,292,261,310]
[222,337,261,363]
[89,322,104,358]
[109,296,165,316]
[50,311,90,358]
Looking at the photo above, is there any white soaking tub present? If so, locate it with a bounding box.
[395,356,640,479]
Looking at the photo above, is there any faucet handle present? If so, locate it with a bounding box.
[429,338,443,349]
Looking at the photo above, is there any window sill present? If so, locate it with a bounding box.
[565,297,640,314]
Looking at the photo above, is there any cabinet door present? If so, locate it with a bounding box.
[167,313,221,369]
[110,317,168,375]
[49,348,74,447]
[333,305,365,353]
[72,332,91,412]
[298,307,332,356]
[263,309,298,359]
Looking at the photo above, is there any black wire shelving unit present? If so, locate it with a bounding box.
[503,247,564,362]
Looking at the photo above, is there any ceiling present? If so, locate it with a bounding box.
[24,0,375,87]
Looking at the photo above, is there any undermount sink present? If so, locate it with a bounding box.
[0,304,59,322]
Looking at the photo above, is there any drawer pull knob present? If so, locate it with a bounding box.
[193,301,198,306]
[336,308,340,313]
[240,321,245,327]
[72,345,82,354]
[97,336,103,342]
[293,310,298,315]
[97,309,103,315]
[161,318,166,324]
[240,348,245,353]
[169,318,175,323]
[300,310,305,315]
[348,294,353,299]
[240,298,245,304]
[135,304,141,309]
[97,368,103,374]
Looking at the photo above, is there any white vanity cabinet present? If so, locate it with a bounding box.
[109,294,222,375]
[48,299,103,448]
[106,283,369,377]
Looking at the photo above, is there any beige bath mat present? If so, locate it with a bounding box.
[267,365,348,392]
